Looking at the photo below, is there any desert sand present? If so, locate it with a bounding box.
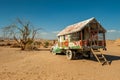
[0,40,120,80]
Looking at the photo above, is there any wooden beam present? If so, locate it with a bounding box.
[103,32,106,46]
[80,31,82,40]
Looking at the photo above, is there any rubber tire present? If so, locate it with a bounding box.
[66,50,75,60]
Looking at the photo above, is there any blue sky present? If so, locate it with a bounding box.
[0,0,120,40]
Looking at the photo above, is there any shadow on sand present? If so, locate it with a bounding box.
[89,54,120,65]
[34,49,120,65]
[56,53,120,65]
[32,48,50,51]
[53,53,120,61]
[104,54,120,61]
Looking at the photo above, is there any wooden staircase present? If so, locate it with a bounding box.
[91,48,110,65]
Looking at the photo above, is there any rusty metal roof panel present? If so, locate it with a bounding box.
[57,17,95,36]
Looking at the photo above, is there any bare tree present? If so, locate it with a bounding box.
[3,18,41,50]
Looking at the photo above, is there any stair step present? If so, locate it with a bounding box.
[93,50,100,52]
[98,57,104,60]
[91,48,110,65]
[95,53,102,56]
[102,61,108,65]
[96,54,102,56]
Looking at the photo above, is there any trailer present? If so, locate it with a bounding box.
[51,17,110,65]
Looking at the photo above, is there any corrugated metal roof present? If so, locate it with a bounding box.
[57,17,104,36]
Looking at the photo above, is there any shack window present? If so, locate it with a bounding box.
[70,32,81,41]
[58,36,60,42]
[98,33,103,40]
[63,35,65,40]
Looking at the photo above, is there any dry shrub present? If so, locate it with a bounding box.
[0,44,5,46]
[0,40,4,42]
[10,43,20,48]
[44,41,49,48]
[6,43,12,46]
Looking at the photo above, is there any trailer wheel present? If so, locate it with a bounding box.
[66,50,75,60]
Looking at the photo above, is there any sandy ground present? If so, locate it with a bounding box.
[0,42,120,80]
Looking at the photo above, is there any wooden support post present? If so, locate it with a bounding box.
[88,24,92,47]
[81,31,83,47]
[103,32,106,46]
[97,23,99,46]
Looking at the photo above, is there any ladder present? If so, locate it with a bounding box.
[91,48,110,65]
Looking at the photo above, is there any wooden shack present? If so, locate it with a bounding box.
[57,17,106,50]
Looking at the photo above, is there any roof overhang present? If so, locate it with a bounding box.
[57,17,106,36]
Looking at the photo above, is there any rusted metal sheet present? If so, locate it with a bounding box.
[57,17,106,36]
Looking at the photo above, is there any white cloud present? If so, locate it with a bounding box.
[52,31,60,34]
[38,31,58,39]
[40,32,48,35]
[106,29,120,40]
[107,30,117,32]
